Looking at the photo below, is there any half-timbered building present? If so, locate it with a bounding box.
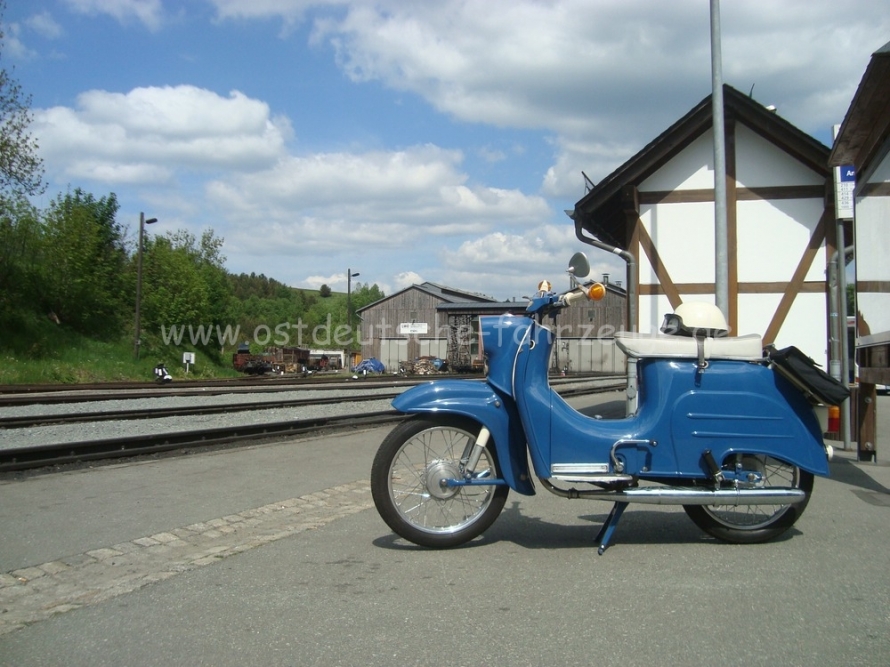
[571,84,836,369]
[830,41,890,460]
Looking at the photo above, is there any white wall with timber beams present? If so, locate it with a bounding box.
[634,124,829,365]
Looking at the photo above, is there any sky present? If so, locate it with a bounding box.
[4,0,888,301]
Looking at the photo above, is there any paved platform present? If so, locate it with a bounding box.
[1,397,889,666]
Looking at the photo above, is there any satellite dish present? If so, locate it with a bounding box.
[568,252,590,279]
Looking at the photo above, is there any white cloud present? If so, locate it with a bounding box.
[197,0,889,200]
[3,23,36,60]
[393,271,423,291]
[25,11,64,39]
[302,0,889,193]
[63,0,164,31]
[205,144,550,245]
[438,225,627,300]
[33,86,291,183]
[4,12,63,62]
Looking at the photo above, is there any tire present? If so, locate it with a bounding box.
[371,416,509,548]
[684,454,814,544]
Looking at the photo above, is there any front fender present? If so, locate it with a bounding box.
[393,380,535,495]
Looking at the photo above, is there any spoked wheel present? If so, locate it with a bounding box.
[371,416,509,548]
[684,454,814,544]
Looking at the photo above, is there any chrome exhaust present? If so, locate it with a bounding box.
[539,478,807,505]
[612,486,807,505]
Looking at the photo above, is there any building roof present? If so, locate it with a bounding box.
[356,281,497,313]
[571,84,830,249]
[436,282,626,314]
[829,41,890,173]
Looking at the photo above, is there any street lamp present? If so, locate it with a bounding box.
[134,212,158,359]
[346,268,360,347]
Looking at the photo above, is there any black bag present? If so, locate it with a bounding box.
[766,345,850,405]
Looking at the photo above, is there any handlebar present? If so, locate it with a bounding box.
[562,289,592,307]
[527,282,606,316]
[562,282,607,306]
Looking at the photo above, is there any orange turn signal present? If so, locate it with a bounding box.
[585,282,606,301]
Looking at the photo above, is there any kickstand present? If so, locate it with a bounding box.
[595,501,628,555]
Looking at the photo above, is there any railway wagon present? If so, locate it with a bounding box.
[233,345,311,374]
[266,346,311,373]
[232,347,273,374]
[308,349,345,372]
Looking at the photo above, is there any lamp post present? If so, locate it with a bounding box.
[346,268,360,349]
[134,212,158,359]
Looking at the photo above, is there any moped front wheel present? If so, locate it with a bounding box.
[371,416,508,548]
[684,455,814,544]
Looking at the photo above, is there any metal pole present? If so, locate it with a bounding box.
[347,268,359,350]
[134,213,157,359]
[831,125,853,451]
[828,250,842,382]
[838,231,853,451]
[134,212,145,359]
[571,212,639,414]
[710,0,729,317]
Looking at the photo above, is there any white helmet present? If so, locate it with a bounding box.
[661,302,728,338]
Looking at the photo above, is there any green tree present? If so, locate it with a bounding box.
[0,195,41,318]
[0,1,45,201]
[350,282,385,311]
[39,189,128,337]
[139,229,233,357]
[196,229,234,327]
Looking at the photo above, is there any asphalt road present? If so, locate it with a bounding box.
[1,394,888,667]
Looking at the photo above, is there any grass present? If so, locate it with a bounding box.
[0,313,241,385]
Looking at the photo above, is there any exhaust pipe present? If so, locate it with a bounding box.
[540,478,807,505]
[613,486,807,505]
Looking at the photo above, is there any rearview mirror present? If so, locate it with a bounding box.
[568,252,590,278]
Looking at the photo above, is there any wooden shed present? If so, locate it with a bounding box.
[829,40,890,460]
[356,283,498,373]
[357,280,626,374]
[571,84,837,369]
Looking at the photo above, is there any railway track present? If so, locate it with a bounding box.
[0,377,625,473]
[0,391,405,428]
[0,411,404,473]
[0,373,406,395]
[0,377,621,429]
[0,378,418,406]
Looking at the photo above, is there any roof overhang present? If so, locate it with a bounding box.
[572,84,830,249]
[829,41,890,173]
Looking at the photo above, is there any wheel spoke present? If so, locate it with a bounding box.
[388,426,496,534]
[372,417,509,547]
[704,455,801,529]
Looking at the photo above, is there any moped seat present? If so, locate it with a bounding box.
[615,332,763,361]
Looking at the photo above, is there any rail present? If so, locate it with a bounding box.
[0,377,625,472]
[0,411,404,472]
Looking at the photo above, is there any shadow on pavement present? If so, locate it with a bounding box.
[828,457,890,494]
[371,499,801,552]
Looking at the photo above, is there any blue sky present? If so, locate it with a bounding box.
[5,0,888,300]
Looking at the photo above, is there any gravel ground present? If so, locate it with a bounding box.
[0,378,623,452]
[0,386,405,451]
[0,386,404,418]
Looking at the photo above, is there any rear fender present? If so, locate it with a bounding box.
[393,381,535,495]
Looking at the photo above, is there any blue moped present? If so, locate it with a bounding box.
[370,255,836,553]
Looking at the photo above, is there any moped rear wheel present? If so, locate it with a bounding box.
[371,416,508,548]
[683,455,814,544]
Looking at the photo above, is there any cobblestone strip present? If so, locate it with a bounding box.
[0,480,374,636]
